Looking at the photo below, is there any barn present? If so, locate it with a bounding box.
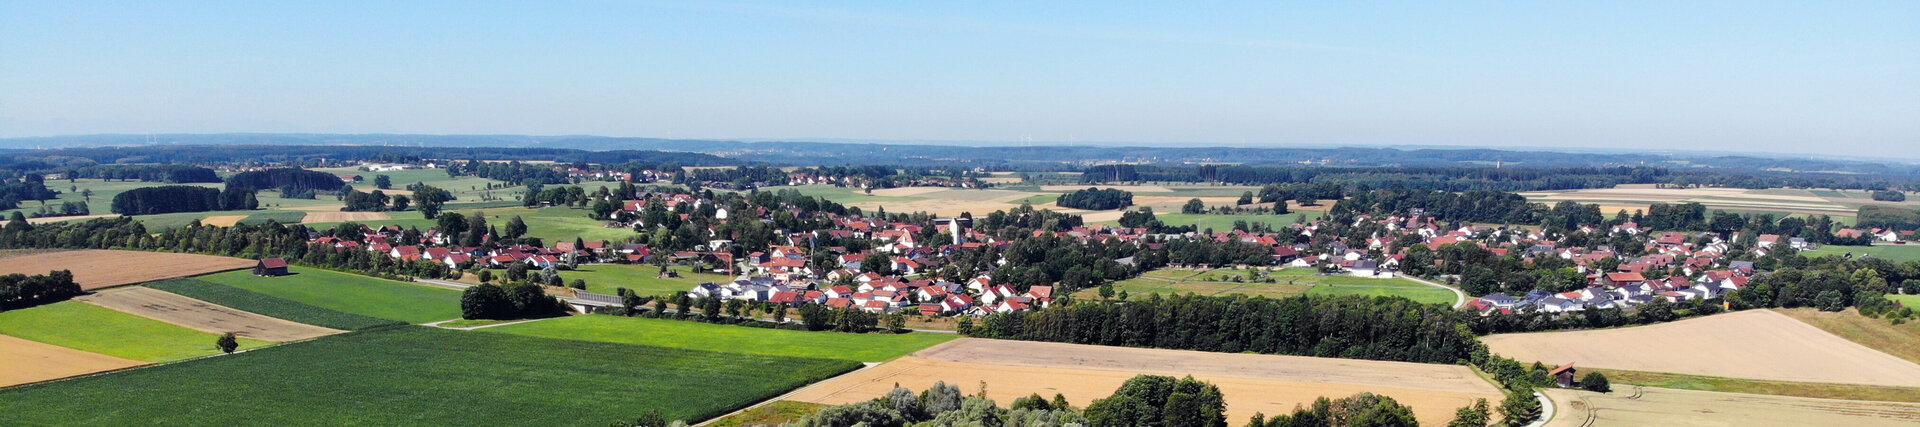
[1549,362,1578,388]
[254,258,290,277]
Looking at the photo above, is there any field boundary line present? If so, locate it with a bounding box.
[1401,276,1467,308]
[692,362,882,427]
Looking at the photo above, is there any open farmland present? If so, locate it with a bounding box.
[788,338,1502,426]
[0,301,270,362]
[0,334,145,387]
[1518,185,1872,218]
[300,211,390,223]
[0,250,255,290]
[75,287,341,341]
[0,327,862,425]
[482,314,954,362]
[554,264,730,296]
[144,278,404,330]
[195,267,463,324]
[1481,309,1920,387]
[1084,267,1458,305]
[1544,387,1920,427]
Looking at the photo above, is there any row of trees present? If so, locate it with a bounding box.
[74,164,220,183]
[0,270,80,311]
[968,294,1476,364]
[458,283,569,320]
[109,185,257,215]
[1055,187,1133,210]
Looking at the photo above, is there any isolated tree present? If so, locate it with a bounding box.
[1580,372,1611,393]
[569,279,587,290]
[1182,198,1206,214]
[390,194,410,211]
[505,215,528,239]
[374,174,392,189]
[887,312,908,332]
[506,262,529,283]
[1237,191,1254,205]
[216,332,239,354]
[477,269,493,284]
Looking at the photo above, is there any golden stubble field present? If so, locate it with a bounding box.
[788,338,1503,425]
[0,250,256,291]
[1481,310,1920,387]
[0,334,145,387]
[1544,387,1920,427]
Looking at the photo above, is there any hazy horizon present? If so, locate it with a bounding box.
[4,1,1916,156]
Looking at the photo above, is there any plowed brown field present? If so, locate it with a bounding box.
[0,334,145,387]
[788,338,1502,425]
[0,250,255,290]
[76,287,341,341]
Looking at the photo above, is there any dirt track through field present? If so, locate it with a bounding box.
[1482,310,1920,387]
[301,211,391,223]
[789,338,1502,425]
[0,250,256,290]
[1544,387,1920,427]
[0,334,146,387]
[77,287,341,341]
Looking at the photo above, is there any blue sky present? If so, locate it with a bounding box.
[2,1,1915,155]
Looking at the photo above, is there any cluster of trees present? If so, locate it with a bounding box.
[110,185,257,215]
[74,164,220,183]
[0,176,58,209]
[968,294,1476,364]
[25,201,90,218]
[0,270,80,311]
[0,216,461,283]
[225,168,344,192]
[1246,393,1421,427]
[1874,190,1908,202]
[1859,205,1920,232]
[684,166,792,189]
[1083,375,1228,427]
[1055,187,1133,210]
[458,283,569,320]
[343,190,401,212]
[446,160,569,187]
[790,381,1084,427]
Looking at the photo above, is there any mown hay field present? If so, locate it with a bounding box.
[1482,310,1920,387]
[789,338,1502,426]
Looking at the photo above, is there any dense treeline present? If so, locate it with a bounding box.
[1874,190,1908,202]
[1331,187,1540,224]
[0,144,733,172]
[226,168,344,192]
[446,160,569,186]
[0,217,460,283]
[74,164,220,183]
[685,166,791,189]
[1080,163,1920,192]
[1859,205,1920,232]
[0,270,81,311]
[1055,187,1133,210]
[967,294,1476,364]
[110,185,257,215]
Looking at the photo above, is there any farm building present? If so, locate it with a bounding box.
[254,258,290,277]
[1549,362,1578,388]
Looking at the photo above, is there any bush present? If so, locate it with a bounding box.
[216,332,239,354]
[1580,372,1611,393]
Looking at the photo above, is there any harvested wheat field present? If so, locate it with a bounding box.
[788,338,1502,425]
[1544,387,1920,427]
[868,187,949,197]
[198,215,248,227]
[0,250,255,290]
[301,211,390,223]
[0,214,118,227]
[76,287,341,341]
[1482,310,1920,387]
[0,334,146,387]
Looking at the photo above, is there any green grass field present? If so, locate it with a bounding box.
[1083,267,1456,305]
[195,267,463,323]
[1803,244,1920,262]
[144,278,405,330]
[0,301,270,362]
[0,178,338,227]
[0,326,862,425]
[556,264,731,296]
[477,206,640,243]
[484,314,955,362]
[782,184,925,204]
